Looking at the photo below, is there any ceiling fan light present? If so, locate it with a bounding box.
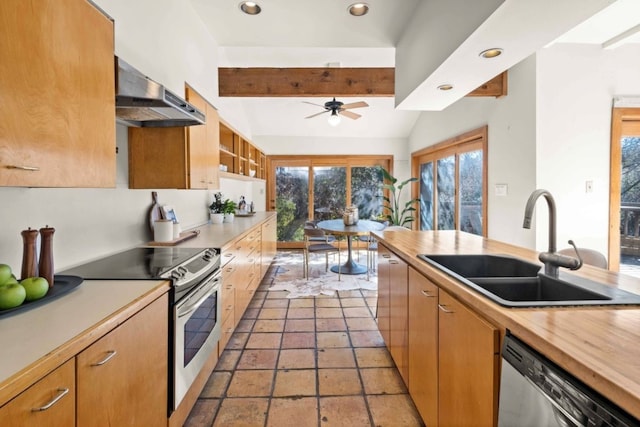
[348,3,369,16]
[239,1,261,15]
[328,111,341,126]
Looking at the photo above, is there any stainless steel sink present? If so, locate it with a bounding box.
[418,254,640,307]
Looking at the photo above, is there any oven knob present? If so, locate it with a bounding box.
[171,271,183,280]
[178,266,188,275]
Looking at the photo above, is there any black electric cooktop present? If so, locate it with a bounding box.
[60,247,208,280]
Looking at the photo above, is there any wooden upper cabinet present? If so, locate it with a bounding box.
[128,86,220,189]
[0,0,116,187]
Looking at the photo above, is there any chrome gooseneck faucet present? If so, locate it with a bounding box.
[523,189,582,277]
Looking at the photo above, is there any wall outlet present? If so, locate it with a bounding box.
[586,180,593,193]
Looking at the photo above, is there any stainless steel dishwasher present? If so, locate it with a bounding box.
[498,333,639,427]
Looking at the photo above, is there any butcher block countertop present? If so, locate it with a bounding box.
[372,229,640,421]
[0,279,170,407]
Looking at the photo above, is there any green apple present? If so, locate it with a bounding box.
[0,264,12,285]
[4,275,19,286]
[0,282,26,310]
[20,277,49,301]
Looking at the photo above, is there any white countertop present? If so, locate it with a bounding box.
[0,279,169,395]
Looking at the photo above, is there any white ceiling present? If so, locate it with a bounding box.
[189,0,640,140]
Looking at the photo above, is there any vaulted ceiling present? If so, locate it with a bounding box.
[189,0,640,139]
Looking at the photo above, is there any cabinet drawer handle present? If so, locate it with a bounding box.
[7,165,40,172]
[421,290,436,298]
[32,387,69,412]
[91,350,117,366]
[389,260,398,264]
[438,304,454,314]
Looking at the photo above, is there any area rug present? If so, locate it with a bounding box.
[268,251,377,298]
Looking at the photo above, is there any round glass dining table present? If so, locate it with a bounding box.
[316,219,385,275]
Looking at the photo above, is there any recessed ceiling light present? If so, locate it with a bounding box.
[239,1,261,15]
[348,3,369,16]
[437,84,454,91]
[479,48,503,59]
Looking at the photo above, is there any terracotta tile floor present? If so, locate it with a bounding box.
[184,251,425,427]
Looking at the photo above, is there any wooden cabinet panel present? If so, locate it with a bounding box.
[76,294,168,427]
[377,245,391,346]
[389,251,409,385]
[0,359,75,427]
[0,0,115,187]
[128,87,219,189]
[438,290,499,427]
[261,216,277,278]
[218,121,265,179]
[408,267,438,427]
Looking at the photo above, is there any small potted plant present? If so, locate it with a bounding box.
[222,199,237,223]
[209,192,224,224]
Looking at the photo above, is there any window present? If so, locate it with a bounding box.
[268,156,391,246]
[412,126,487,236]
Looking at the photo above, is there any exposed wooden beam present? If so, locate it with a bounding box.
[218,67,394,97]
[218,67,508,98]
[466,71,508,98]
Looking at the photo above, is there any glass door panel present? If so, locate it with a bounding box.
[419,162,434,230]
[437,156,455,230]
[351,166,384,219]
[313,166,346,221]
[275,166,309,242]
[620,135,640,275]
[459,150,483,235]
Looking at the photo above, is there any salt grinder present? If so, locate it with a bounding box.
[21,228,39,280]
[39,226,55,288]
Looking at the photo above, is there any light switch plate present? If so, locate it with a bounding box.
[495,184,508,196]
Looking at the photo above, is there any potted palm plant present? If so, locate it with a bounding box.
[380,167,419,228]
[209,192,225,224]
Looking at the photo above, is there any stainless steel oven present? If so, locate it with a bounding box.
[61,246,222,414]
[172,267,221,409]
[499,333,639,427]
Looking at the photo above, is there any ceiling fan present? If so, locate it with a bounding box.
[303,97,369,126]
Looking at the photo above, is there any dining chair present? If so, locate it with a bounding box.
[365,221,389,280]
[303,227,340,280]
[558,246,607,269]
[305,221,336,243]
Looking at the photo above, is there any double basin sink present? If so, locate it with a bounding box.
[418,254,640,307]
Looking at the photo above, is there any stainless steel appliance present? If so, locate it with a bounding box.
[61,246,221,412]
[499,333,639,427]
[115,56,206,127]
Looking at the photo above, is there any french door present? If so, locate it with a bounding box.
[268,156,391,247]
[609,108,640,272]
[412,126,487,235]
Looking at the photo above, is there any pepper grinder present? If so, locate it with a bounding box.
[21,228,39,280]
[39,226,55,288]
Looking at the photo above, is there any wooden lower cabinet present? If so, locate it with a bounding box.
[76,294,168,427]
[0,359,75,427]
[389,251,409,384]
[408,267,438,426]
[376,245,391,346]
[377,245,409,384]
[402,261,500,427]
[261,216,277,278]
[438,289,499,427]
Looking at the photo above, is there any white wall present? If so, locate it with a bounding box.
[535,43,640,255]
[408,56,537,248]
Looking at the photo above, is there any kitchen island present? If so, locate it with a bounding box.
[373,228,640,422]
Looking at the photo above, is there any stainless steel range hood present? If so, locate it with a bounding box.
[115,57,205,127]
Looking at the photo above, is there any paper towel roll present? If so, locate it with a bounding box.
[154,219,174,242]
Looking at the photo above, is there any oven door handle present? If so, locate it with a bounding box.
[177,276,220,318]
